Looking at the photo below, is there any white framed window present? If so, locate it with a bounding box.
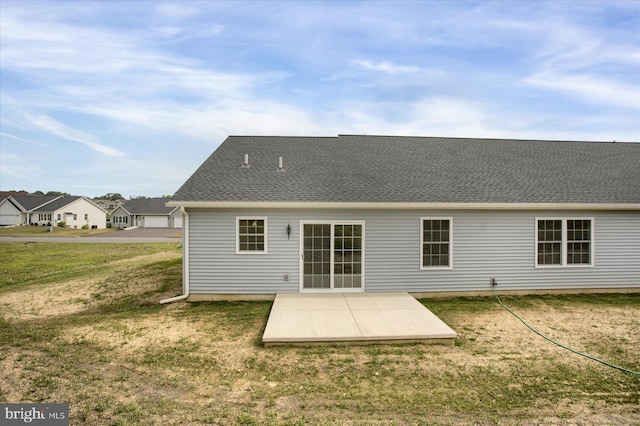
[236,217,267,254]
[535,218,593,267]
[421,217,453,269]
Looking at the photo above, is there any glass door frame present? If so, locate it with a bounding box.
[299,220,365,293]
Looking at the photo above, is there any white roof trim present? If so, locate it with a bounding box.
[166,201,640,211]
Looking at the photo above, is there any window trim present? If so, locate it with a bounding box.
[535,217,594,268]
[420,217,453,270]
[236,216,268,254]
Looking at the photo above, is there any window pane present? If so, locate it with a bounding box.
[423,219,451,267]
[322,276,330,288]
[238,218,266,251]
[353,275,362,288]
[334,276,343,288]
[538,242,561,265]
[567,220,591,264]
[353,238,362,249]
[568,242,590,264]
[537,220,563,265]
[304,225,313,237]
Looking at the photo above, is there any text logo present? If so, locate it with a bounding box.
[2,404,69,425]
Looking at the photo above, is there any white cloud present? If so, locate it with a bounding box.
[519,12,640,110]
[155,3,200,20]
[27,115,127,158]
[333,97,498,138]
[155,26,185,37]
[354,60,442,77]
[525,72,640,109]
[356,60,418,74]
[0,152,44,179]
[0,132,50,147]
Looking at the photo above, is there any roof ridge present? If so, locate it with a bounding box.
[228,135,338,139]
[336,134,637,144]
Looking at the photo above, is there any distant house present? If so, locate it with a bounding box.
[92,199,123,212]
[111,198,182,229]
[0,195,62,226]
[31,196,107,228]
[0,191,30,199]
[167,135,640,300]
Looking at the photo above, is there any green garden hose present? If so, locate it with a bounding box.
[493,287,640,377]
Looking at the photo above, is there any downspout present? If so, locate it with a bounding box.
[160,207,190,304]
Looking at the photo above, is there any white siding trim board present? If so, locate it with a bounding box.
[168,201,640,211]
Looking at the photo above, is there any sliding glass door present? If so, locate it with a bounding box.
[302,222,363,291]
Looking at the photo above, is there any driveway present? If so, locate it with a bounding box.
[0,227,182,243]
[98,227,182,239]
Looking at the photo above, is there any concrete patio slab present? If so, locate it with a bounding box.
[262,292,457,346]
[271,293,351,311]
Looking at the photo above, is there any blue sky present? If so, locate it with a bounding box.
[1,0,639,198]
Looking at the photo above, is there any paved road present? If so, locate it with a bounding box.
[0,228,182,243]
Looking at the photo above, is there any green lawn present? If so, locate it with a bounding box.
[1,242,638,425]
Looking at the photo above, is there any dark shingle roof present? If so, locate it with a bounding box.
[172,135,640,204]
[10,195,62,211]
[121,198,176,215]
[33,196,83,212]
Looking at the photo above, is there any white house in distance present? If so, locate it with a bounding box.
[92,199,123,213]
[167,135,640,301]
[31,196,107,228]
[111,198,182,229]
[0,195,63,226]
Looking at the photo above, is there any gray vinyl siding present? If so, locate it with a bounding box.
[187,208,640,294]
[189,210,301,293]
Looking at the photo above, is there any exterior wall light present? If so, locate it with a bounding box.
[287,224,291,240]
